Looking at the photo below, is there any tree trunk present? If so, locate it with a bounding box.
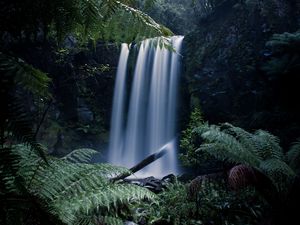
[111,147,168,182]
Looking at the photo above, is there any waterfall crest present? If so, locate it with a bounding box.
[108,36,184,177]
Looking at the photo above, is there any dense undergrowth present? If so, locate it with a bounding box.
[1,0,300,225]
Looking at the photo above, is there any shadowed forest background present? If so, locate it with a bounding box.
[0,0,300,225]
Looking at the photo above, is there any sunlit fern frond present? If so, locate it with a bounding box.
[286,139,300,173]
[24,161,131,201]
[78,0,172,44]
[57,0,172,44]
[62,148,99,163]
[0,52,50,160]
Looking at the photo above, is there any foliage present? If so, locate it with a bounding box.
[192,123,296,191]
[0,0,172,44]
[0,145,157,224]
[195,180,267,225]
[180,107,204,166]
[0,52,52,160]
[143,0,198,34]
[0,52,51,99]
[262,30,300,77]
[134,181,198,225]
[62,148,99,163]
[134,180,267,225]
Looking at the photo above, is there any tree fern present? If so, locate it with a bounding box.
[196,124,261,167]
[0,52,53,161]
[193,123,296,191]
[259,158,295,191]
[0,52,51,98]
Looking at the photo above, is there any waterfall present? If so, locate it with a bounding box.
[108,36,184,177]
[108,43,130,165]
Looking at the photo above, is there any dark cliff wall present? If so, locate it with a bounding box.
[5,40,120,155]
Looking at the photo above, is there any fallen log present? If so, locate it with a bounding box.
[111,146,168,182]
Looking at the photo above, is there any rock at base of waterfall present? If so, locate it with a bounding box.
[124,174,176,193]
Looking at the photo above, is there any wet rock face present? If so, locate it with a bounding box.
[183,0,300,130]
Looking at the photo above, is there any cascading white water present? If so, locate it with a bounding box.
[108,43,130,165]
[108,36,184,177]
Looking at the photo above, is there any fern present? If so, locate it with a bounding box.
[0,52,52,161]
[0,52,51,98]
[1,0,172,44]
[252,130,283,160]
[196,124,261,167]
[194,123,296,191]
[2,145,157,224]
[93,1,172,43]
[62,148,99,163]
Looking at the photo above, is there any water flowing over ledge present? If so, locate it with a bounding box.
[108,36,184,177]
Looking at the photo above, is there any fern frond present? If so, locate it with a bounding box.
[197,126,261,167]
[0,52,51,98]
[62,148,99,163]
[71,0,172,44]
[260,158,295,191]
[0,53,49,160]
[52,183,156,224]
[6,98,48,161]
[222,122,259,155]
[1,0,170,44]
[191,123,296,192]
[3,144,156,224]
[253,130,283,160]
[0,147,22,193]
